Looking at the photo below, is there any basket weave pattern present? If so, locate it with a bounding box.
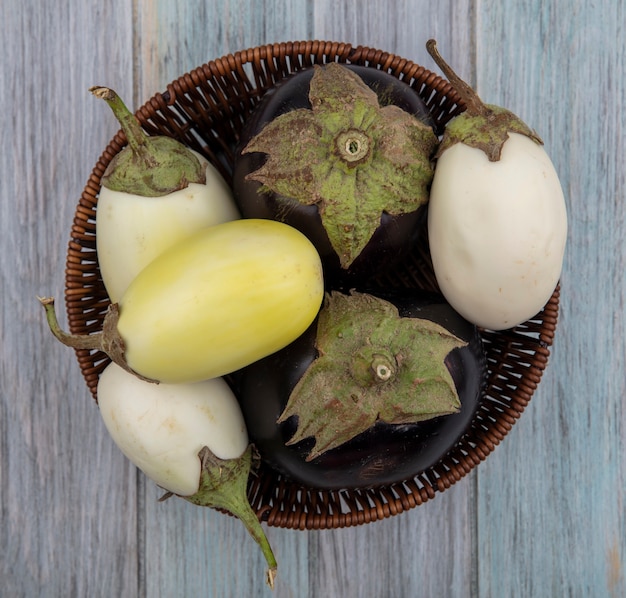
[65,41,559,530]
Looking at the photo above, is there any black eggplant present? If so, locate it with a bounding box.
[232,64,438,286]
[236,290,486,490]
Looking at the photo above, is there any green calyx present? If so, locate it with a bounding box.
[181,446,278,589]
[438,105,542,161]
[242,63,437,268]
[426,39,543,161]
[277,291,466,461]
[90,86,206,197]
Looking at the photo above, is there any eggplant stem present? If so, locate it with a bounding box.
[38,297,103,351]
[89,86,149,156]
[426,39,488,116]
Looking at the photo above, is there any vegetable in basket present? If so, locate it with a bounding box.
[40,218,324,384]
[236,290,486,489]
[97,363,277,588]
[425,40,567,330]
[232,63,438,285]
[90,86,240,303]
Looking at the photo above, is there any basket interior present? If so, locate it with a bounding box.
[64,40,559,530]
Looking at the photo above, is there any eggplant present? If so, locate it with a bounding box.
[232,64,438,286]
[236,290,486,490]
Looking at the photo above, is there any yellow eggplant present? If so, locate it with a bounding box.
[41,218,324,384]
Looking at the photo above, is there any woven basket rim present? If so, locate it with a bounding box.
[64,40,559,530]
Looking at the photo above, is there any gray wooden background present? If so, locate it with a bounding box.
[2,1,624,596]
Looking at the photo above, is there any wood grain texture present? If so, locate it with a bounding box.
[473,2,625,596]
[133,0,314,101]
[2,0,624,597]
[312,0,477,86]
[1,1,141,596]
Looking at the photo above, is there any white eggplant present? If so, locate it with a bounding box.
[96,363,277,586]
[97,363,247,496]
[97,150,239,303]
[428,133,567,329]
[90,87,240,302]
[425,40,567,331]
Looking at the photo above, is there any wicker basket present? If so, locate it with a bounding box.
[65,40,559,530]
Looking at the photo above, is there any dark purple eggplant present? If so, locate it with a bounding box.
[232,64,438,286]
[235,290,486,490]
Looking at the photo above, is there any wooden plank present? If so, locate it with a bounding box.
[308,4,479,597]
[133,2,315,596]
[308,483,475,598]
[133,0,314,101]
[143,486,310,597]
[472,1,625,596]
[312,0,477,84]
[0,1,142,596]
